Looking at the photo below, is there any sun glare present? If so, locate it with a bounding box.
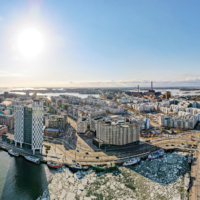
[17,29,44,58]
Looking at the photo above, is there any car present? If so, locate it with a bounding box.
[171,144,174,146]
[184,145,187,148]
[145,140,150,143]
[85,152,89,155]
[182,143,184,145]
[188,144,192,148]
[165,145,169,146]
[76,150,79,152]
[191,139,195,141]
[192,145,195,148]
[177,145,180,147]
[96,157,99,159]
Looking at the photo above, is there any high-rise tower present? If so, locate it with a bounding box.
[14,101,43,154]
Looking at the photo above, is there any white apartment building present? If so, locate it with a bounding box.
[159,115,198,130]
[96,117,140,145]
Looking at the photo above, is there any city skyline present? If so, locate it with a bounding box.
[0,1,199,200]
[1,1,200,87]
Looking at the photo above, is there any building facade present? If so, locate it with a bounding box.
[96,117,140,145]
[0,114,14,129]
[0,125,8,137]
[45,115,67,129]
[14,101,43,154]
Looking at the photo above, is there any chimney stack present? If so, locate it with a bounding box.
[138,85,139,93]
[151,81,153,90]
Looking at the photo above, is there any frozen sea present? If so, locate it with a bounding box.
[38,151,190,200]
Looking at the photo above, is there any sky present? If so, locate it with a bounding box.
[0,0,200,88]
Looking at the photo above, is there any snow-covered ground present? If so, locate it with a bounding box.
[37,152,190,200]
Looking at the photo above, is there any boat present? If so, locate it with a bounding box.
[184,173,190,190]
[148,149,165,160]
[24,156,40,164]
[8,149,19,157]
[47,162,63,169]
[68,163,89,172]
[92,162,116,171]
[123,158,141,166]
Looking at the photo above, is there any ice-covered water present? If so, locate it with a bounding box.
[131,152,190,185]
[37,152,190,200]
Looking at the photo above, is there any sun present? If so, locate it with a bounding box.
[17,29,44,58]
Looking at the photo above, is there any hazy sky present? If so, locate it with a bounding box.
[1,0,200,87]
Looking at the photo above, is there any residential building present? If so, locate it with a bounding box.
[45,115,67,129]
[0,114,14,129]
[44,128,59,137]
[96,116,140,145]
[0,125,8,137]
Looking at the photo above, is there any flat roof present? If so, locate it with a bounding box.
[45,128,59,131]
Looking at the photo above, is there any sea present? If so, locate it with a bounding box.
[129,88,200,96]
[0,150,55,200]
[0,148,190,200]
[0,87,199,98]
[0,87,99,99]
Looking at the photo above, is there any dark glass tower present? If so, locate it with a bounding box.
[23,107,32,149]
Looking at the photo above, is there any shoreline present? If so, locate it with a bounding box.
[36,152,190,200]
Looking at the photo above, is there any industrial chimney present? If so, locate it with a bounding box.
[138,85,139,93]
[151,81,153,90]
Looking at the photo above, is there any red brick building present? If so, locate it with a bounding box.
[0,114,14,129]
[0,125,8,137]
[44,128,59,137]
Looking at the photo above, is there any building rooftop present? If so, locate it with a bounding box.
[0,125,7,129]
[45,128,59,132]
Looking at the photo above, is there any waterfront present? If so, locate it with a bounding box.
[38,152,190,200]
[129,88,200,96]
[0,146,191,200]
[0,87,100,99]
[0,87,200,99]
[0,150,54,200]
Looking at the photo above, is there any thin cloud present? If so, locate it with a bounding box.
[59,78,200,87]
[0,71,25,77]
[177,72,199,77]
